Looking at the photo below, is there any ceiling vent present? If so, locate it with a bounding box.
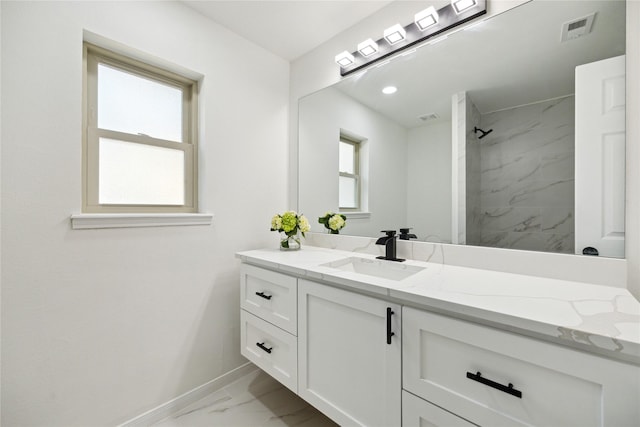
[561,12,596,42]
[418,112,440,122]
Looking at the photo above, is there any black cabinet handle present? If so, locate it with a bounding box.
[256,342,273,354]
[255,291,273,300]
[386,307,395,344]
[466,371,522,398]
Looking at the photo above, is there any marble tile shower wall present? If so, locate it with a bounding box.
[472,96,575,253]
[466,96,482,245]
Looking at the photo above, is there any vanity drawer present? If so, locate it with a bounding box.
[240,309,297,393]
[240,264,297,335]
[402,391,476,427]
[403,307,639,427]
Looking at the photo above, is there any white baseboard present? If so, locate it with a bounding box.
[118,362,257,427]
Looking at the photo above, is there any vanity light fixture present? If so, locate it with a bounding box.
[383,24,407,45]
[336,0,486,76]
[357,39,379,57]
[415,6,439,31]
[335,50,355,67]
[452,0,478,15]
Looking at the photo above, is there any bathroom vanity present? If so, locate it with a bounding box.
[237,246,639,426]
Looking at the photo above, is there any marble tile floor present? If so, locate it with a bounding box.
[153,369,338,427]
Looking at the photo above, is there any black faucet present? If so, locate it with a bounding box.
[375,230,405,262]
[399,228,417,240]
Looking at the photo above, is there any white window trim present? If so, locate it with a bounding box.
[82,42,199,214]
[339,134,361,211]
[342,212,371,220]
[70,213,213,230]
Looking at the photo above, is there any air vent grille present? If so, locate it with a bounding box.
[568,19,587,32]
[418,112,440,122]
[561,12,596,42]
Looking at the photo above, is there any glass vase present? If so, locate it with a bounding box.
[280,232,301,251]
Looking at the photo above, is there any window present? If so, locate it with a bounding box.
[339,135,360,210]
[83,43,198,213]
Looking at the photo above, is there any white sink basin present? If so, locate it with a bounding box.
[320,257,425,281]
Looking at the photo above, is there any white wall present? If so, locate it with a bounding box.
[299,87,408,236]
[1,1,289,425]
[406,121,452,242]
[0,2,3,422]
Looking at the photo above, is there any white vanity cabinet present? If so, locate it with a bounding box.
[403,307,640,427]
[238,259,639,427]
[298,279,401,426]
[239,264,402,426]
[239,264,298,392]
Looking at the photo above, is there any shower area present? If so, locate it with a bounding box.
[453,91,576,254]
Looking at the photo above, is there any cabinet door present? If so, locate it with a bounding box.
[298,279,401,427]
[402,391,476,427]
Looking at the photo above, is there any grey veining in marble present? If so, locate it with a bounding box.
[467,95,575,253]
[154,369,337,427]
[466,95,482,246]
[301,232,626,289]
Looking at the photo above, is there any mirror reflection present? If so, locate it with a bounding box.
[299,0,626,258]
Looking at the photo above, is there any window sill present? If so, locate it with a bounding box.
[341,212,371,219]
[70,213,214,229]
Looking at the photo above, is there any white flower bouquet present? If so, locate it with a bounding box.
[318,212,347,234]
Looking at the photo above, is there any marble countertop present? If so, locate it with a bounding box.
[236,246,640,364]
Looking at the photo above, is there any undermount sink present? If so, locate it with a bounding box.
[320,257,425,281]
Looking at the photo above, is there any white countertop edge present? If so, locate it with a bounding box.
[390,288,640,364]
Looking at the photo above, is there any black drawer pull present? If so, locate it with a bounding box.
[466,371,522,398]
[255,291,273,300]
[386,307,395,344]
[256,342,273,354]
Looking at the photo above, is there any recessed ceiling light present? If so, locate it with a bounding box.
[451,0,478,15]
[415,6,439,31]
[382,86,397,95]
[357,39,379,57]
[334,51,355,67]
[383,24,407,45]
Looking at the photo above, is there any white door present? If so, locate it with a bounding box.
[298,279,401,427]
[575,55,625,258]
